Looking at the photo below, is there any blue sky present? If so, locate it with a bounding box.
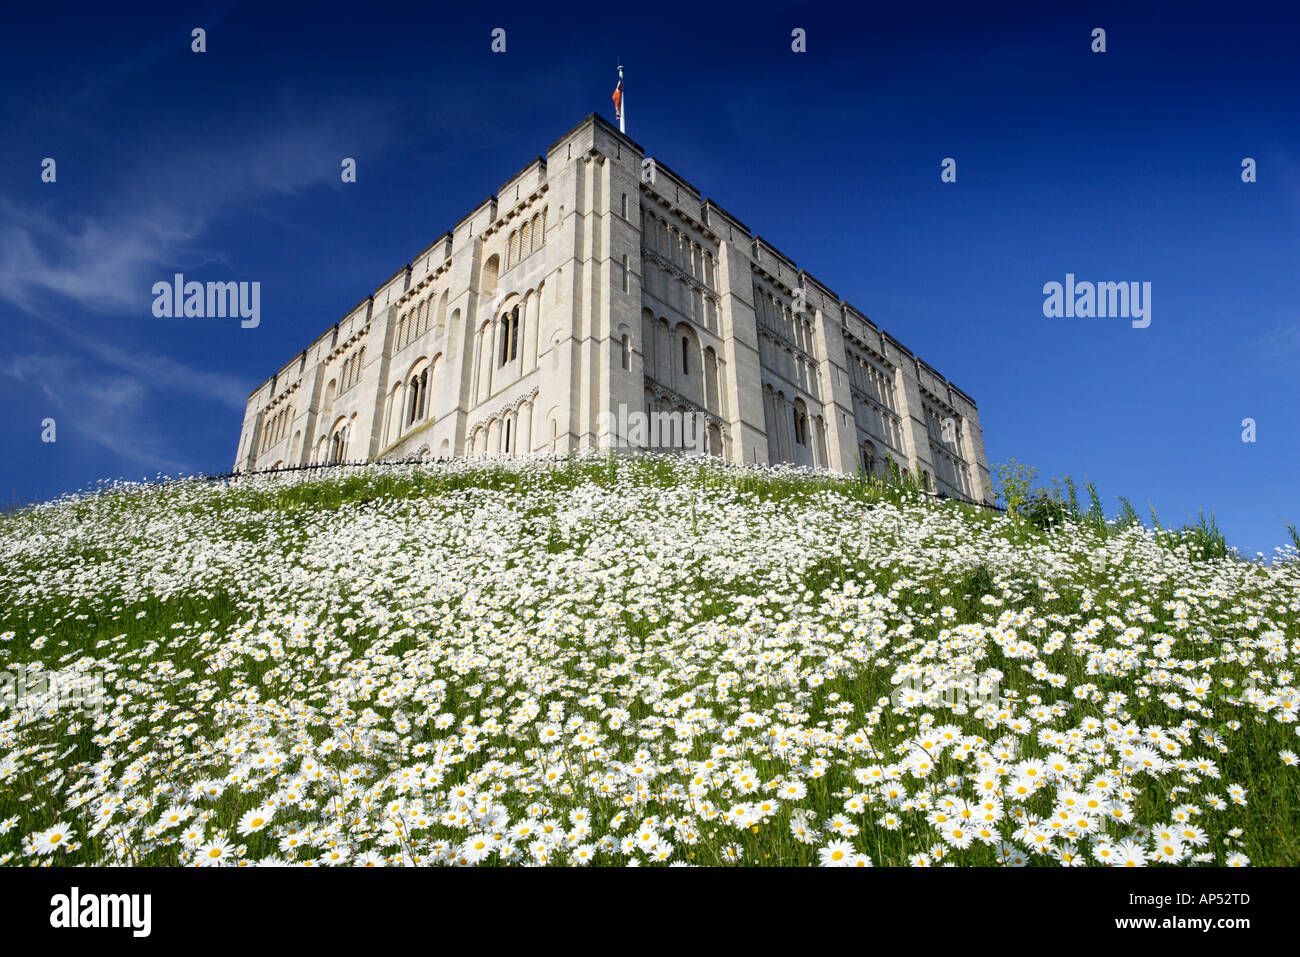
[1,2,1296,557]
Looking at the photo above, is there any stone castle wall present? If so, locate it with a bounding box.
[235,114,993,503]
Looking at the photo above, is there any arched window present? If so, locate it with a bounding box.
[482,257,499,298]
[436,289,449,332]
[862,441,877,475]
[704,347,720,413]
[499,307,520,366]
[621,334,631,371]
[330,424,348,464]
[407,375,420,425]
[681,336,690,375]
[386,383,401,443]
[641,310,656,380]
[793,406,809,446]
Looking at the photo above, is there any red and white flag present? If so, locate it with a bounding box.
[612,66,624,131]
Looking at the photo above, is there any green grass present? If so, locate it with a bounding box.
[0,455,1297,867]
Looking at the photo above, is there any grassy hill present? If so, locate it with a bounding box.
[0,455,1297,866]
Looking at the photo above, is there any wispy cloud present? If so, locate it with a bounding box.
[48,312,251,411]
[1243,315,1300,366]
[0,198,205,315]
[2,350,194,474]
[0,91,395,471]
[0,101,392,315]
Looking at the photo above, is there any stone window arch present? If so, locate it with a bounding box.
[405,357,431,426]
[707,423,723,459]
[448,308,461,359]
[499,305,520,366]
[704,346,721,414]
[436,289,449,334]
[862,440,877,475]
[328,418,349,464]
[792,398,810,447]
[482,256,500,298]
[385,381,402,444]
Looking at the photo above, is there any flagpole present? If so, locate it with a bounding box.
[618,64,625,133]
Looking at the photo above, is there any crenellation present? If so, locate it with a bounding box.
[496,157,548,215]
[915,359,948,399]
[798,272,838,312]
[453,197,497,247]
[640,157,701,216]
[411,233,453,282]
[372,265,411,311]
[700,200,750,245]
[751,237,797,286]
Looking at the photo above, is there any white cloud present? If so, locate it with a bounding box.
[0,96,395,472]
[0,199,204,315]
[0,102,391,314]
[2,351,193,474]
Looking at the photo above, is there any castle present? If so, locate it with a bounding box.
[234,113,993,503]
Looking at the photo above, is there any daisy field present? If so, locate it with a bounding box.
[0,455,1296,867]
